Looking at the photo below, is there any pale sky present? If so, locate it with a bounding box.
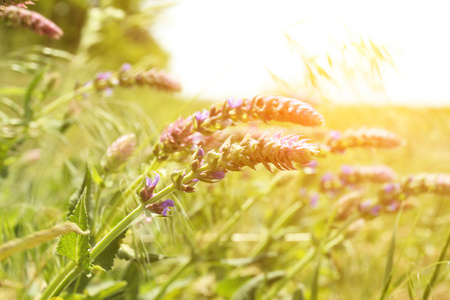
[152,0,450,106]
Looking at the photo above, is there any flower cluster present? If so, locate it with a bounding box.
[209,133,319,174]
[139,173,175,217]
[401,173,450,196]
[0,6,63,39]
[155,95,324,158]
[378,173,450,207]
[1,0,35,7]
[101,133,136,172]
[323,127,405,153]
[93,63,181,93]
[339,164,397,185]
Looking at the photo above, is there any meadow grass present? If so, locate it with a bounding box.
[0,3,449,299]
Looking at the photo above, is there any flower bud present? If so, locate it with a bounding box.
[101,133,136,172]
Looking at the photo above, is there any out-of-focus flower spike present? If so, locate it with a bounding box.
[401,173,450,196]
[101,133,136,172]
[1,0,36,7]
[339,164,397,185]
[92,65,181,93]
[0,6,63,39]
[325,127,405,153]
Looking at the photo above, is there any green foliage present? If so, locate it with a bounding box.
[1,1,450,300]
[93,229,126,271]
[57,188,93,275]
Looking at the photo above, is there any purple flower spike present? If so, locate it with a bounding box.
[146,199,175,216]
[227,97,243,108]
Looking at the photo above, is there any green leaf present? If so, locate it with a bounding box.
[93,230,127,271]
[57,188,93,275]
[24,67,46,122]
[68,165,94,224]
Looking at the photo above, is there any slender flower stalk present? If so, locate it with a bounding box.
[339,164,397,184]
[0,6,63,39]
[93,64,181,93]
[155,95,324,158]
[324,128,405,153]
[401,173,450,196]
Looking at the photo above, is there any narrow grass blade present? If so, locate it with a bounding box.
[422,226,450,300]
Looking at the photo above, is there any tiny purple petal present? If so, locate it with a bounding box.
[321,173,334,182]
[310,193,319,208]
[386,201,399,212]
[104,87,113,97]
[306,160,318,168]
[160,199,175,208]
[359,200,372,211]
[97,72,112,81]
[162,207,171,216]
[195,110,209,123]
[329,130,341,141]
[121,63,132,72]
[370,205,381,216]
[341,165,353,175]
[210,171,226,180]
[145,176,152,187]
[227,97,243,108]
[146,199,175,216]
[153,173,161,186]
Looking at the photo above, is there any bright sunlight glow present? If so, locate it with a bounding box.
[153,0,450,106]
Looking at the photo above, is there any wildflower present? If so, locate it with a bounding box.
[335,191,364,221]
[139,173,160,202]
[145,199,175,217]
[401,173,450,196]
[324,127,405,153]
[216,133,319,172]
[0,6,63,39]
[155,95,324,158]
[93,65,181,93]
[1,0,35,7]
[339,165,397,185]
[101,133,136,172]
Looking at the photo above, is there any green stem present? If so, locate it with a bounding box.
[422,226,450,300]
[39,261,76,300]
[39,84,93,117]
[154,257,193,300]
[40,171,196,299]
